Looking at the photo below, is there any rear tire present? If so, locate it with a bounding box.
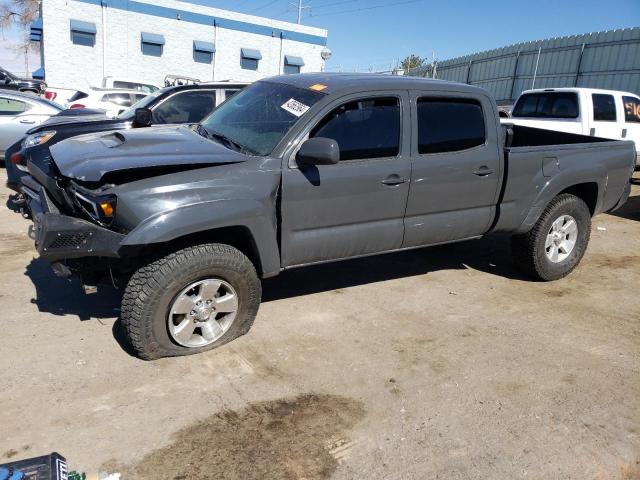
[121,243,261,360]
[511,194,591,281]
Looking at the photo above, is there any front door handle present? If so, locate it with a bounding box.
[381,175,408,186]
[473,166,494,176]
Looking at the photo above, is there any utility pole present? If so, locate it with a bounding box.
[290,0,310,24]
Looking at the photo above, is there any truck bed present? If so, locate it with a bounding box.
[493,125,635,233]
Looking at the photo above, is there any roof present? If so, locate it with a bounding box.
[263,73,488,96]
[0,89,47,102]
[521,87,639,97]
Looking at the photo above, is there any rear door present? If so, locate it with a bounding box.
[589,93,620,139]
[280,91,411,267]
[403,91,501,247]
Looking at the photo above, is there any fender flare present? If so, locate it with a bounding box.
[120,199,281,277]
[515,165,606,234]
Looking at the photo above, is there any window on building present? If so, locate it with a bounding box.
[284,55,304,75]
[141,32,165,57]
[592,94,617,121]
[310,97,401,161]
[512,92,579,119]
[70,20,96,47]
[193,41,215,64]
[241,48,262,71]
[0,97,29,115]
[623,96,640,123]
[152,90,217,124]
[417,98,485,154]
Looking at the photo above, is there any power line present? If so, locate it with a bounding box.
[250,0,281,14]
[310,0,425,17]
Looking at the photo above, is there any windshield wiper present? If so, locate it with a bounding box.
[196,125,256,155]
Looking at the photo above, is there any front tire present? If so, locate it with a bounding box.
[121,243,261,360]
[511,194,591,281]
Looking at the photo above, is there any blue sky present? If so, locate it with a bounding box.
[211,0,640,71]
[1,0,638,75]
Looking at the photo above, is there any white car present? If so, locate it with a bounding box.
[506,87,640,166]
[67,88,149,117]
[0,91,63,160]
[102,77,159,93]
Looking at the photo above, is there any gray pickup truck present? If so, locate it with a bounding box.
[17,74,635,359]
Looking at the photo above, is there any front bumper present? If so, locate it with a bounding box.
[24,181,124,262]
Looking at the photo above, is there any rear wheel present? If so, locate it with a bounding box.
[511,194,591,281]
[121,243,261,360]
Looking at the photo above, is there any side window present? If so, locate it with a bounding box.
[623,96,640,123]
[310,97,400,161]
[152,90,216,124]
[103,93,132,106]
[592,94,617,122]
[417,98,485,154]
[0,98,28,115]
[132,94,147,104]
[224,89,240,101]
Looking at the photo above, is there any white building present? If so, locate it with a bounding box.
[30,0,329,89]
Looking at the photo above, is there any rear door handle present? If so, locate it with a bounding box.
[473,166,494,176]
[381,175,408,186]
[19,119,35,124]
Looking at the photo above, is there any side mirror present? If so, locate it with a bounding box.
[297,137,340,166]
[133,107,152,127]
[4,77,11,85]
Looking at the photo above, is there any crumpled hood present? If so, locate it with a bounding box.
[49,125,248,183]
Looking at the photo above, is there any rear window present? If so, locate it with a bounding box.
[592,94,616,121]
[417,98,485,154]
[623,96,640,123]
[512,92,579,119]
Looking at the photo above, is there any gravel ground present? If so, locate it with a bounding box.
[0,169,638,479]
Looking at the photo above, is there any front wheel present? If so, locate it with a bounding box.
[121,243,261,360]
[511,194,591,281]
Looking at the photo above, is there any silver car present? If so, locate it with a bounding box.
[0,91,63,161]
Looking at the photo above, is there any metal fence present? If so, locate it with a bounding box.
[408,28,640,104]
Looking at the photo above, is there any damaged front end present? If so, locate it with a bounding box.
[18,124,257,290]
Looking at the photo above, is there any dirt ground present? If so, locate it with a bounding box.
[0,169,638,479]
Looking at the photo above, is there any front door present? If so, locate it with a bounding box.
[281,92,411,267]
[403,92,501,247]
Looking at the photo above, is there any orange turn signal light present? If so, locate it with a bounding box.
[99,202,115,217]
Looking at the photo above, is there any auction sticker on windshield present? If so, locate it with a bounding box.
[281,98,310,117]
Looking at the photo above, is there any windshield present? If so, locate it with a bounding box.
[1,68,18,81]
[117,87,168,119]
[199,81,326,156]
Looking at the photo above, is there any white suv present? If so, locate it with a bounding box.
[67,88,150,117]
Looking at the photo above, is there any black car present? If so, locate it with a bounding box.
[5,81,247,191]
[0,66,46,94]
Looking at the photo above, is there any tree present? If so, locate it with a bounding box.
[0,0,39,31]
[400,54,426,73]
[0,0,40,73]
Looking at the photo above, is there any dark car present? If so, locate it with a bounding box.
[0,66,46,95]
[13,74,635,359]
[5,81,247,190]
